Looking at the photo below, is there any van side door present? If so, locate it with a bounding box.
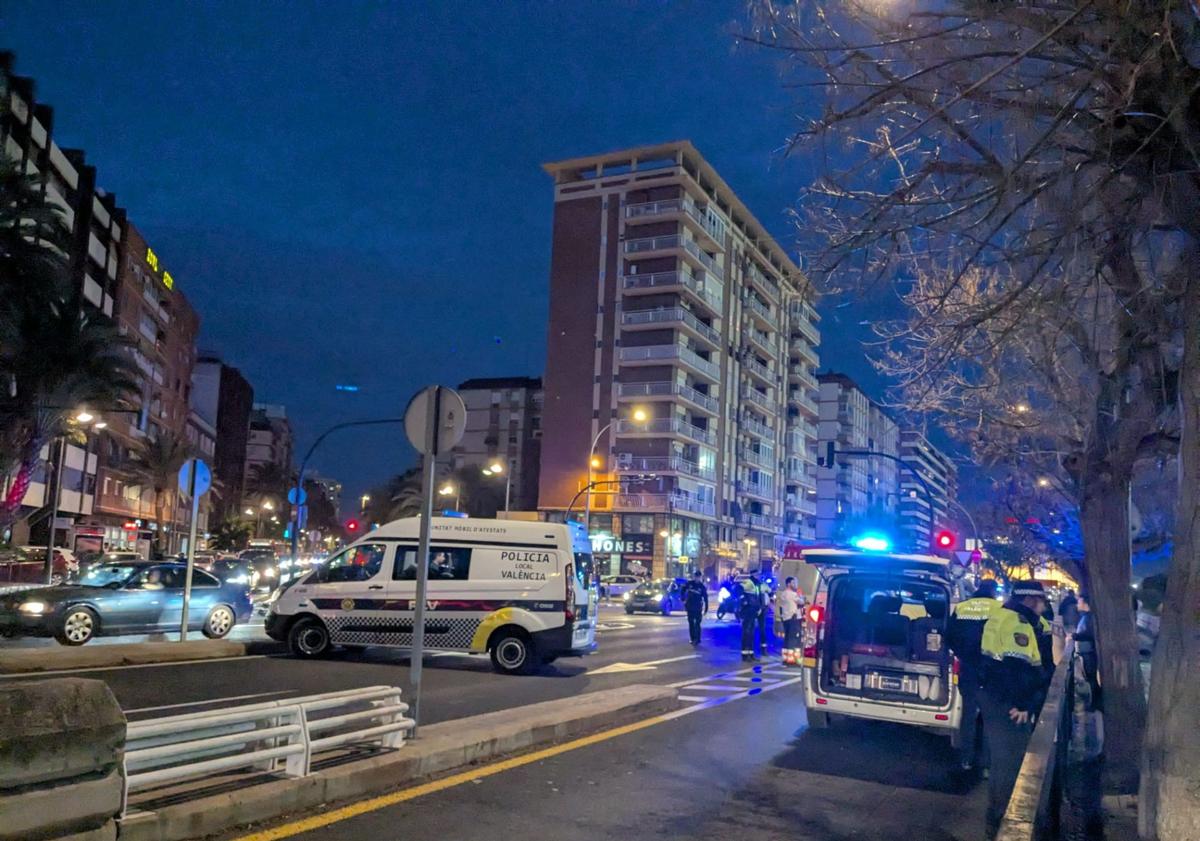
[389,543,476,649]
[309,543,391,645]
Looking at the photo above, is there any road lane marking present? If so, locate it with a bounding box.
[677,695,709,702]
[588,654,698,675]
[125,690,294,714]
[230,673,806,841]
[0,654,271,679]
[680,683,754,692]
[718,675,781,683]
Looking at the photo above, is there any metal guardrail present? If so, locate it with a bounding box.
[996,640,1075,841]
[122,685,412,813]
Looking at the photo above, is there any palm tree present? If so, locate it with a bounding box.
[0,150,139,527]
[128,433,195,554]
[247,461,295,506]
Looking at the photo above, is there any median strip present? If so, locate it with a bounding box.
[0,639,282,675]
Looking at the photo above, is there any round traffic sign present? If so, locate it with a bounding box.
[287,486,308,505]
[177,458,212,497]
[404,385,467,456]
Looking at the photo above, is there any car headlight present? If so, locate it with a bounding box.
[229,574,249,584]
[263,568,276,578]
[622,592,631,601]
[652,594,663,602]
[19,601,46,615]
[718,587,731,602]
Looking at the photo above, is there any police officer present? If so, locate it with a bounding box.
[739,573,766,661]
[681,570,708,646]
[979,580,1052,839]
[947,579,1000,771]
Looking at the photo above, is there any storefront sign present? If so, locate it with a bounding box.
[590,534,651,555]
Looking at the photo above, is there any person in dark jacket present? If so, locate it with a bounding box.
[1058,589,1079,631]
[980,580,1053,839]
[1073,593,1102,709]
[947,579,1000,771]
[680,570,708,646]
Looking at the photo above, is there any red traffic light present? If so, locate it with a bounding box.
[935,530,956,550]
[344,518,360,533]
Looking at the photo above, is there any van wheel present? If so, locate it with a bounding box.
[288,616,331,658]
[806,707,831,730]
[490,630,535,675]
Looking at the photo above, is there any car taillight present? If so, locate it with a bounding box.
[564,563,576,622]
[803,645,817,659]
[807,605,823,625]
[952,656,961,676]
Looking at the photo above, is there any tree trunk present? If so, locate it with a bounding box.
[153,491,166,555]
[1078,473,1146,792]
[1139,279,1200,840]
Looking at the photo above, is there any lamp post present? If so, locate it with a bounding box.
[584,407,647,532]
[439,483,459,511]
[43,410,105,584]
[482,462,510,512]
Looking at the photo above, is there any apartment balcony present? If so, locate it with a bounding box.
[745,511,778,530]
[790,336,820,367]
[622,306,721,350]
[789,388,819,416]
[738,446,775,470]
[742,356,775,387]
[622,270,723,315]
[747,266,782,305]
[616,492,717,519]
[746,327,776,357]
[624,197,725,251]
[792,315,820,346]
[740,478,775,502]
[615,455,715,482]
[742,293,774,329]
[786,494,818,515]
[790,365,819,391]
[619,344,721,382]
[740,386,777,414]
[616,380,720,416]
[623,234,723,281]
[615,416,717,446]
[739,414,774,440]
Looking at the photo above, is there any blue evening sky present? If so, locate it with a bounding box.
[3,0,887,504]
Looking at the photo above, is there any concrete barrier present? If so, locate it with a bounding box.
[0,678,127,841]
[0,640,279,675]
[118,683,678,841]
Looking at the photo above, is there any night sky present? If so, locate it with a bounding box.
[3,1,889,504]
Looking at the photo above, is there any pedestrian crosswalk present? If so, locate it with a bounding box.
[672,663,803,706]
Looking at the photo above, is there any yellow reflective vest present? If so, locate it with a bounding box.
[980,603,1048,710]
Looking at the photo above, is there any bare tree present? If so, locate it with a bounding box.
[747,1,1200,834]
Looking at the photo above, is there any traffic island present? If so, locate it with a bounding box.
[0,639,283,674]
[118,683,678,841]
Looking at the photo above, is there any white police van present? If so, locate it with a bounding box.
[779,545,962,741]
[266,517,597,674]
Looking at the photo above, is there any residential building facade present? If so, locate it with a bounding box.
[537,142,820,579]
[191,355,255,523]
[897,431,957,552]
[451,377,543,512]
[815,373,900,542]
[244,403,294,490]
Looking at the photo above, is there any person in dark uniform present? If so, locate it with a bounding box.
[979,580,1053,839]
[947,579,1000,771]
[739,574,765,661]
[681,570,708,646]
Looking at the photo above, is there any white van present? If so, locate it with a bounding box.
[266,517,597,674]
[779,547,962,740]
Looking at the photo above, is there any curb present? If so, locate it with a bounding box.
[0,640,284,675]
[118,683,678,841]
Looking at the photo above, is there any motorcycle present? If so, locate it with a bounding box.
[715,584,740,621]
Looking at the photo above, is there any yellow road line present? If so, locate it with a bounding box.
[231,712,673,841]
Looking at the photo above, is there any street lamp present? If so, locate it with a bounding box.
[360,493,371,511]
[482,462,511,512]
[44,409,105,583]
[584,406,648,532]
[1037,477,1052,488]
[244,508,254,517]
[439,483,460,511]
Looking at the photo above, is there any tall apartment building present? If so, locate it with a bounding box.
[815,373,900,542]
[244,403,294,489]
[451,377,543,512]
[897,431,957,551]
[537,142,820,579]
[191,355,255,523]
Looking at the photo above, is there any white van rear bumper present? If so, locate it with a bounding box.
[804,679,960,732]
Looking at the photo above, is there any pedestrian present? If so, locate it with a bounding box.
[681,569,708,646]
[1058,589,1079,630]
[738,573,766,661]
[775,576,805,666]
[979,580,1053,839]
[947,578,1000,772]
[1073,593,1103,710]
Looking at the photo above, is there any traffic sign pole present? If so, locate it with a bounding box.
[179,459,201,641]
[410,386,441,735]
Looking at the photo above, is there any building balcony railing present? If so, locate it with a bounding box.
[619,343,721,381]
[615,455,715,482]
[746,327,777,356]
[786,494,817,515]
[738,446,775,470]
[789,389,819,416]
[742,356,774,386]
[740,386,775,413]
[741,479,775,501]
[792,315,820,345]
[747,266,781,304]
[624,198,726,249]
[791,366,819,391]
[623,307,721,349]
[623,234,723,280]
[790,337,820,367]
[616,381,719,415]
[615,416,717,446]
[743,293,773,326]
[622,270,723,314]
[739,414,774,440]
[615,492,717,519]
[745,512,778,530]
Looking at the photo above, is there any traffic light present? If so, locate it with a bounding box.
[344,518,360,534]
[934,530,956,551]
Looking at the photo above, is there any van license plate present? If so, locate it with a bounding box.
[878,676,903,691]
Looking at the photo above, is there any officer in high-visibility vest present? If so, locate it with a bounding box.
[979,580,1052,839]
[738,573,766,662]
[947,578,1000,772]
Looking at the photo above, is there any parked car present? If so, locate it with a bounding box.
[0,561,254,645]
[600,574,642,599]
[623,578,683,615]
[0,546,77,585]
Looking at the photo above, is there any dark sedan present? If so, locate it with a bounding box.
[623,578,684,615]
[0,562,253,645]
